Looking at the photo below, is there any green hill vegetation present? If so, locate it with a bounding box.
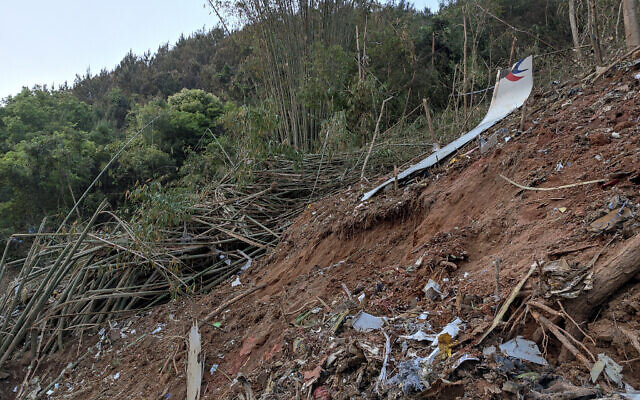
[0,0,628,238]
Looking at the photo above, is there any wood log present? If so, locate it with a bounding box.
[561,233,640,359]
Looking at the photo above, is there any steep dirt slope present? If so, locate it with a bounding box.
[5,62,640,400]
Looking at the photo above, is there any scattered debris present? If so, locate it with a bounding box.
[598,353,623,386]
[387,357,430,393]
[590,358,605,383]
[341,283,353,300]
[480,133,498,154]
[589,201,632,232]
[452,354,480,370]
[375,331,392,391]
[499,336,548,365]
[352,312,384,332]
[402,330,435,342]
[423,279,443,300]
[151,324,165,335]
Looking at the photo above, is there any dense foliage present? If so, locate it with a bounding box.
[0,0,627,236]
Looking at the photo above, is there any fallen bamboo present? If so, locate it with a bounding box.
[0,142,428,367]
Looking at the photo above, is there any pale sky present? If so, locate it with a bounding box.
[0,0,440,100]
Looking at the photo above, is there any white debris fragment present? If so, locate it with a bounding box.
[357,292,365,303]
[341,283,352,300]
[599,353,623,386]
[591,359,605,383]
[499,336,548,366]
[421,317,466,365]
[401,330,434,342]
[352,312,384,332]
[231,276,241,287]
[210,364,219,375]
[611,132,621,139]
[375,332,392,392]
[359,342,380,356]
[483,345,497,356]
[46,389,54,395]
[151,324,164,335]
[453,354,480,370]
[423,279,442,300]
[432,318,464,347]
[621,383,640,400]
[113,372,120,380]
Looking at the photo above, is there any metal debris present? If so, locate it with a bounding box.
[352,312,384,332]
[423,279,443,300]
[499,336,548,366]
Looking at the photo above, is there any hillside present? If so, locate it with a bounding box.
[4,53,640,399]
[2,0,640,399]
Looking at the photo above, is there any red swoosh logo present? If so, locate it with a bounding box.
[505,72,523,81]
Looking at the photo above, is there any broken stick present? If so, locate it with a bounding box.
[478,261,537,344]
[532,311,592,371]
[204,283,267,322]
[499,174,605,191]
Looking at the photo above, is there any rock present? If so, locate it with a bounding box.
[502,381,520,394]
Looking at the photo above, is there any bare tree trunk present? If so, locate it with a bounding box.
[431,32,435,71]
[623,0,640,50]
[508,36,517,67]
[462,6,468,117]
[588,0,603,64]
[569,0,583,59]
[422,98,435,145]
[356,25,362,81]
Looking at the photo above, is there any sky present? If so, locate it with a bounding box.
[0,0,441,100]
